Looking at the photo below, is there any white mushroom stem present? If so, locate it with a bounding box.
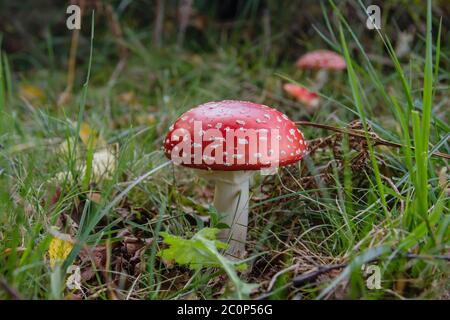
[196,170,253,259]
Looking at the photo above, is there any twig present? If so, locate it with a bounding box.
[105,58,127,120]
[153,0,165,48]
[292,253,450,287]
[105,4,128,59]
[0,277,22,300]
[267,264,299,292]
[177,0,193,48]
[292,263,346,286]
[58,0,85,106]
[295,120,450,159]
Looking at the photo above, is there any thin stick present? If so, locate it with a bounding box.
[292,253,450,287]
[153,0,165,48]
[0,277,22,300]
[58,0,85,106]
[177,0,193,48]
[295,120,450,159]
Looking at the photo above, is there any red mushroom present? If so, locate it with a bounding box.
[164,100,307,258]
[283,83,319,108]
[296,49,346,89]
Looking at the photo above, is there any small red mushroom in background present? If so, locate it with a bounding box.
[296,49,346,90]
[164,100,307,259]
[283,83,319,109]
[296,49,346,70]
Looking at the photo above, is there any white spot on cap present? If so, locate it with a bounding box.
[203,155,215,161]
[289,129,296,136]
[215,123,222,129]
[236,120,246,126]
[263,114,270,119]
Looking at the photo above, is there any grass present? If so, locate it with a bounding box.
[0,1,448,299]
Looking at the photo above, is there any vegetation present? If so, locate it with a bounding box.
[0,0,448,299]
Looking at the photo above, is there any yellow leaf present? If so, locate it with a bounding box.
[79,123,106,149]
[48,235,73,269]
[86,192,102,203]
[19,84,46,102]
[135,114,156,126]
[118,91,140,107]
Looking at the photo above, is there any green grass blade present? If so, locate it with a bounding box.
[338,23,390,219]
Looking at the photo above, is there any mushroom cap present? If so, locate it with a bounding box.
[296,50,346,70]
[164,100,307,171]
[283,83,319,108]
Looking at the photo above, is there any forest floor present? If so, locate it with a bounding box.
[0,2,448,299]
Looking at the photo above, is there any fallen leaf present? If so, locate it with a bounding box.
[86,192,102,204]
[118,91,141,108]
[57,90,72,107]
[19,84,46,102]
[158,228,227,270]
[52,145,117,183]
[135,114,156,126]
[395,31,414,58]
[90,146,117,180]
[438,167,449,195]
[79,123,106,149]
[56,137,77,156]
[66,265,82,291]
[48,232,74,269]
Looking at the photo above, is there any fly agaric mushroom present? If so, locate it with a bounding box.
[164,100,307,258]
[296,49,346,90]
[283,83,319,109]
